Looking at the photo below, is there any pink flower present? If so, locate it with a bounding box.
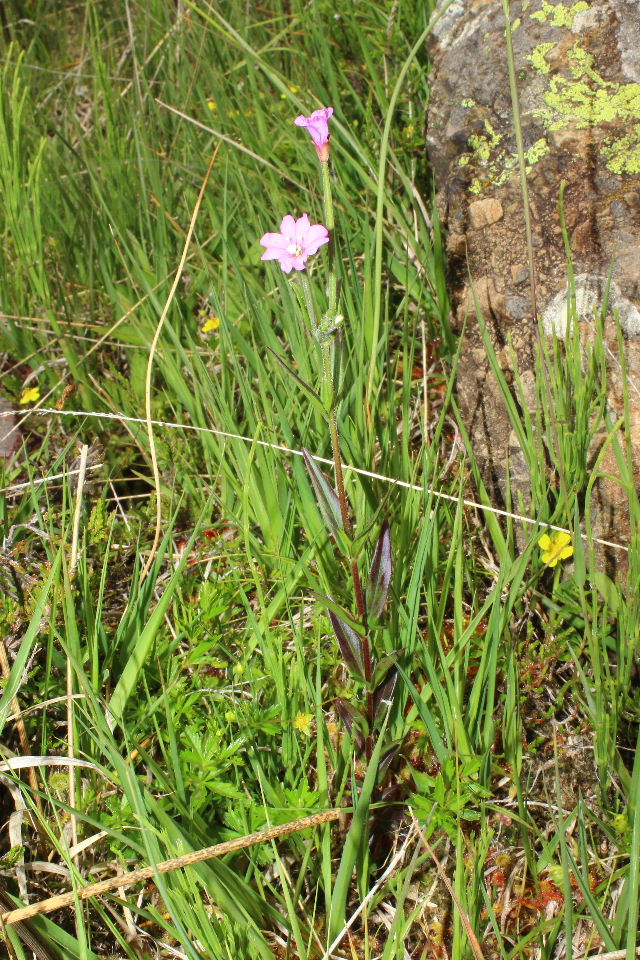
[294,107,333,159]
[260,214,329,274]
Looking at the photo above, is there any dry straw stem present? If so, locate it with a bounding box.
[140,143,220,583]
[0,809,341,927]
[585,952,640,960]
[410,808,485,960]
[0,643,42,815]
[67,442,89,867]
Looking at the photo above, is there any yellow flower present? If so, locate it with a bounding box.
[538,531,573,567]
[293,713,313,736]
[202,315,220,333]
[207,99,217,112]
[19,385,40,405]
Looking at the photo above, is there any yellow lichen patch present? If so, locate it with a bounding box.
[460,129,550,194]
[523,138,550,166]
[468,120,503,163]
[603,133,640,176]
[459,119,507,191]
[526,42,556,74]
[530,0,589,29]
[532,42,640,175]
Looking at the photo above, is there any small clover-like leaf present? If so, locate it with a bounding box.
[366,521,392,620]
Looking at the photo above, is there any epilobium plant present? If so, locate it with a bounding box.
[259,107,400,790]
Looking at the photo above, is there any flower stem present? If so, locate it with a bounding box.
[319,157,374,762]
[321,160,334,231]
[299,272,318,334]
[327,402,374,762]
[321,160,337,316]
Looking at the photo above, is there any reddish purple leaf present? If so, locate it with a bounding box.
[373,669,398,720]
[372,650,401,688]
[366,521,392,620]
[334,699,365,751]
[329,608,365,679]
[378,743,400,779]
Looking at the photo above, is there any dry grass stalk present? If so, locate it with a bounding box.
[0,809,341,927]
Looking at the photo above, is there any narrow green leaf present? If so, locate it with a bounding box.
[266,346,327,418]
[0,550,61,736]
[372,650,402,688]
[329,717,388,942]
[308,591,364,636]
[302,447,343,538]
[108,526,199,726]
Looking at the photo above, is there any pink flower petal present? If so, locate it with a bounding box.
[294,107,334,147]
[302,223,330,255]
[260,232,290,249]
[279,215,297,239]
[294,213,311,243]
[303,237,329,257]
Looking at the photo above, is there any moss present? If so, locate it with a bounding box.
[530,0,589,29]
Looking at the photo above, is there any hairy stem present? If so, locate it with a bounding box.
[319,154,374,761]
[321,160,337,314]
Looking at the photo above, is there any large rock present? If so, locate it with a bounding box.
[427,0,640,567]
[0,397,19,464]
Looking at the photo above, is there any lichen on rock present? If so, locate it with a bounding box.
[426,0,640,567]
[530,0,589,29]
[532,43,640,176]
